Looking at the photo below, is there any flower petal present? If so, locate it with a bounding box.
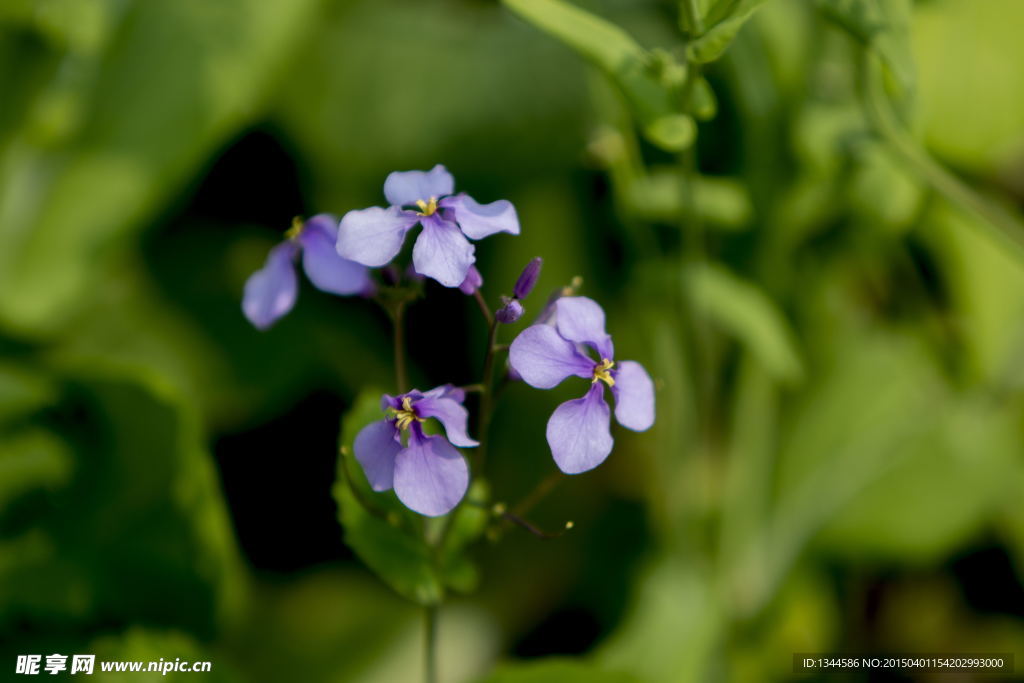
[336,206,418,267]
[546,383,613,474]
[509,324,593,389]
[412,215,476,287]
[612,360,655,431]
[384,164,455,207]
[555,296,614,359]
[421,384,465,404]
[415,396,478,447]
[299,214,372,295]
[353,419,401,491]
[439,193,519,239]
[393,428,469,516]
[242,241,299,330]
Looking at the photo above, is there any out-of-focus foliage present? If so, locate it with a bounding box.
[2,0,1024,681]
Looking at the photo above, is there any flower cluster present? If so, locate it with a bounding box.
[242,165,655,517]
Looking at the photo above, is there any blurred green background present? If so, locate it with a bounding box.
[2,0,1024,680]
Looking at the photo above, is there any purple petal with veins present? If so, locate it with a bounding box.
[416,396,478,447]
[384,164,454,207]
[611,360,655,431]
[300,214,372,295]
[555,297,614,359]
[411,214,475,287]
[440,193,520,239]
[546,383,614,474]
[353,419,402,491]
[509,324,594,389]
[336,206,418,267]
[393,425,469,516]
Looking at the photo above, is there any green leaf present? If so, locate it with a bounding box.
[0,365,243,633]
[686,264,804,383]
[503,0,647,74]
[334,390,444,605]
[688,0,772,64]
[479,658,641,683]
[782,333,1020,561]
[89,627,242,683]
[503,0,691,151]
[750,331,1022,616]
[820,395,1020,560]
[913,0,1024,172]
[595,558,721,681]
[925,204,1024,387]
[336,481,444,606]
[439,479,490,593]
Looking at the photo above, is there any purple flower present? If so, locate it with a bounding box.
[353,384,477,516]
[336,165,519,288]
[243,215,372,330]
[508,297,655,474]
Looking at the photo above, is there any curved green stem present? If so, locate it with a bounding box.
[861,52,1024,259]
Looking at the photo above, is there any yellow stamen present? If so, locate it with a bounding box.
[285,215,304,240]
[415,197,439,216]
[391,396,424,431]
[561,275,583,296]
[592,358,615,387]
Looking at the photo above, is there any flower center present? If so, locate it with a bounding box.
[285,216,304,240]
[592,358,615,387]
[391,396,424,431]
[415,197,439,216]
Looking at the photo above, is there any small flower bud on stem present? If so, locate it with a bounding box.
[513,257,543,299]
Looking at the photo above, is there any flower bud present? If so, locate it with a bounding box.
[513,257,542,299]
[458,265,483,295]
[496,296,524,324]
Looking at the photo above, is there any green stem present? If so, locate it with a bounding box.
[861,51,1024,259]
[513,471,564,517]
[424,604,438,683]
[475,318,501,472]
[473,289,494,326]
[678,138,714,443]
